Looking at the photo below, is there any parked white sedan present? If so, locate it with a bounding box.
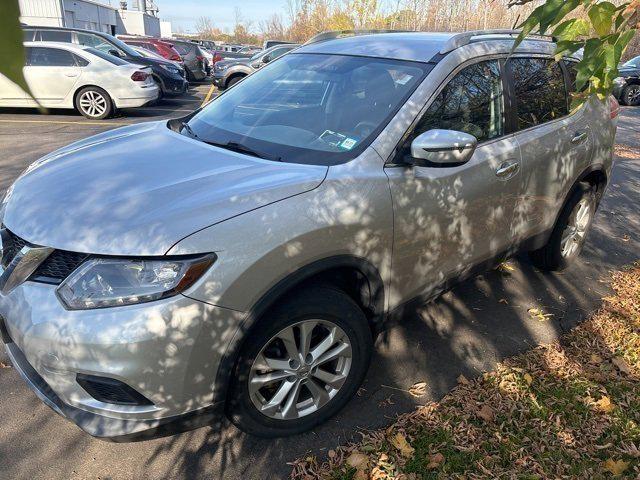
[0,42,159,119]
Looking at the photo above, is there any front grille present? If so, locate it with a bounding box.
[31,250,88,283]
[1,229,27,268]
[1,227,87,283]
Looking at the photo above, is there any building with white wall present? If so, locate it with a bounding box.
[18,0,170,37]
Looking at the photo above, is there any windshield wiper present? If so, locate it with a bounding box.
[204,140,282,162]
[181,122,198,138]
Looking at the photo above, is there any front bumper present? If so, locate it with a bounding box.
[162,75,189,96]
[0,279,242,440]
[212,73,226,89]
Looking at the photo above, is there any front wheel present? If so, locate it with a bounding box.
[529,182,597,271]
[227,286,373,437]
[622,84,640,106]
[75,87,113,119]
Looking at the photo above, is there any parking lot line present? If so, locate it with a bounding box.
[201,83,216,107]
[0,119,132,126]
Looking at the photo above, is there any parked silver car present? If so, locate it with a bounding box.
[0,30,618,440]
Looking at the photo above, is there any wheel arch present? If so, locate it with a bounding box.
[532,163,608,251]
[224,72,247,88]
[73,84,113,110]
[212,255,385,405]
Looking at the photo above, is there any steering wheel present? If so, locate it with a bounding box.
[353,121,377,138]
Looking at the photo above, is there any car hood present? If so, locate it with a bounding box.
[3,122,328,256]
[619,67,638,77]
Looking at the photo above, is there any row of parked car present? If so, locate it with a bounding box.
[0,25,297,120]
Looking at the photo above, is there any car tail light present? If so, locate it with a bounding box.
[609,95,620,119]
[170,53,182,62]
[131,71,149,82]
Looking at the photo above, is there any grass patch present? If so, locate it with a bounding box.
[290,264,640,479]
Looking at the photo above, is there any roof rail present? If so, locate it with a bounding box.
[439,29,556,54]
[305,29,410,45]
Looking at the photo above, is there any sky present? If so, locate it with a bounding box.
[155,0,287,34]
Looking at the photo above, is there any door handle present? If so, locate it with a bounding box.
[571,132,588,144]
[496,161,520,178]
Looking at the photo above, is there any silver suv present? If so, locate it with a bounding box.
[0,30,618,440]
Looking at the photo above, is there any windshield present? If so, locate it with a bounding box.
[85,47,130,66]
[186,54,427,165]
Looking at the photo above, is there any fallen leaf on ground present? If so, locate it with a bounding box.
[426,452,445,469]
[390,433,415,458]
[523,373,533,385]
[497,262,515,274]
[528,308,553,321]
[457,374,470,385]
[612,356,632,375]
[594,395,615,413]
[590,353,604,364]
[408,382,427,397]
[477,404,495,422]
[603,458,629,475]
[327,450,336,459]
[0,362,11,369]
[346,452,369,471]
[498,298,509,304]
[353,469,368,480]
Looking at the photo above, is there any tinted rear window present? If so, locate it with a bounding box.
[27,47,76,67]
[38,30,73,42]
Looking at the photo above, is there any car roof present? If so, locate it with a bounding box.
[295,31,562,63]
[23,41,86,51]
[23,25,111,37]
[296,32,455,62]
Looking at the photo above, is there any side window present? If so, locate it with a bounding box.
[269,47,290,60]
[23,30,34,41]
[411,60,505,144]
[510,58,568,130]
[27,47,77,67]
[38,30,72,42]
[72,53,89,67]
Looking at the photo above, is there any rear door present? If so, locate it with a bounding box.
[24,47,81,103]
[507,57,592,241]
[386,59,524,303]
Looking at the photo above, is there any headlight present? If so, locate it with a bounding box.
[57,254,216,310]
[216,64,228,71]
[160,64,179,74]
[614,77,626,85]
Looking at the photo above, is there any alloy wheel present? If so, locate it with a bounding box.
[79,90,107,118]
[627,85,640,105]
[248,319,352,420]
[560,197,593,258]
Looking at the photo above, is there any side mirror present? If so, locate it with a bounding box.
[108,49,121,57]
[262,55,272,64]
[408,129,477,167]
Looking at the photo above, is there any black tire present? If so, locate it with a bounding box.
[622,84,640,106]
[226,285,373,437]
[529,182,597,271]
[226,75,244,89]
[75,86,113,120]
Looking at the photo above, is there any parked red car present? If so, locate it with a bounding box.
[117,36,183,64]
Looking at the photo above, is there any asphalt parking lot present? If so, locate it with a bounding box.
[0,96,639,480]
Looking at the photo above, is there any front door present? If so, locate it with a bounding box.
[385,59,523,307]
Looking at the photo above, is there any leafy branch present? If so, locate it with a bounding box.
[511,0,639,103]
